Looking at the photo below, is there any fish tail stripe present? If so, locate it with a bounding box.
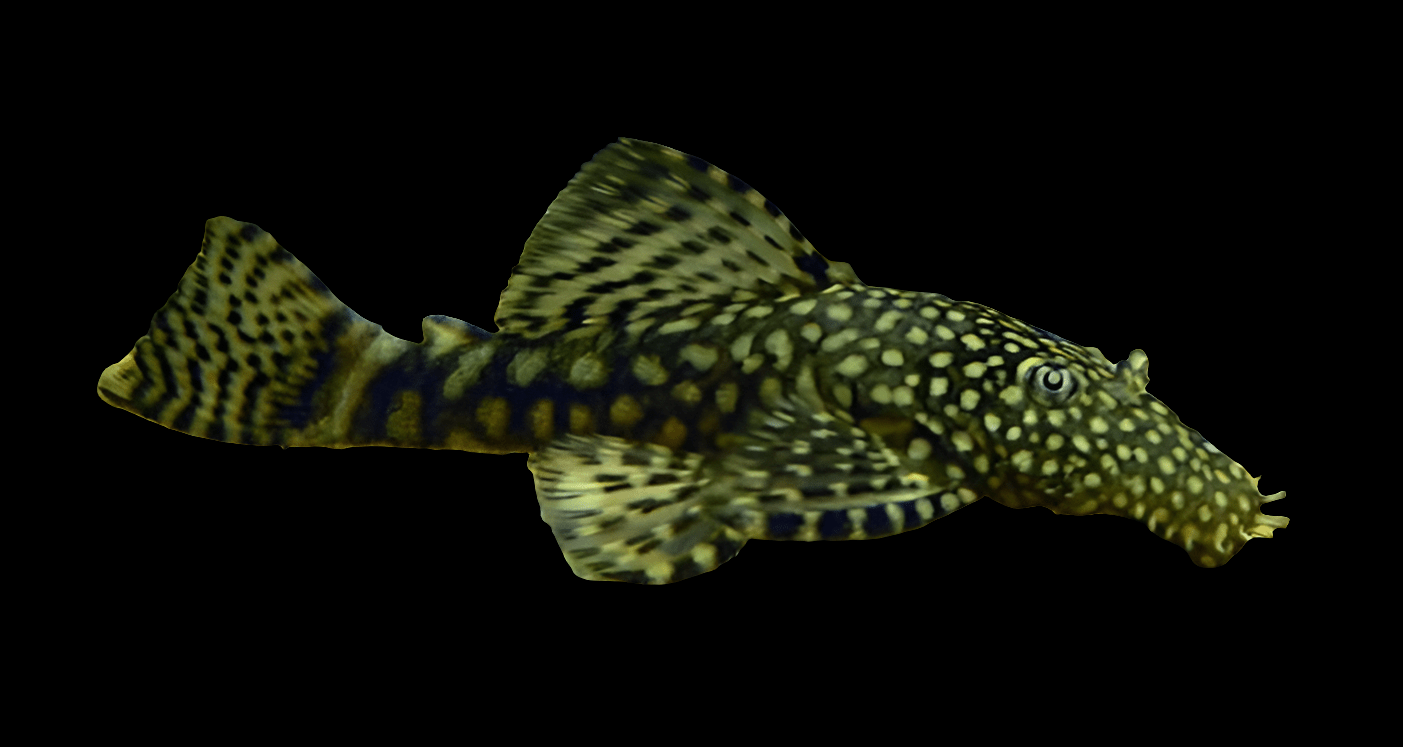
[97,218,360,445]
[96,217,523,452]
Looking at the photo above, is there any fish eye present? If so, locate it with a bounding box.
[1029,363,1075,402]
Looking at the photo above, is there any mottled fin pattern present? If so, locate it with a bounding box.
[532,398,963,584]
[710,400,958,542]
[97,217,405,446]
[495,138,860,339]
[532,434,749,584]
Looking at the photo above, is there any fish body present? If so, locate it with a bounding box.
[97,138,1288,583]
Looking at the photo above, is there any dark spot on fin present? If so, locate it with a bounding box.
[495,138,863,340]
[794,252,830,287]
[768,512,803,539]
[865,506,893,536]
[819,510,851,539]
[531,433,751,584]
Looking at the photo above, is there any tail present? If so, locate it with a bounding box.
[98,217,417,447]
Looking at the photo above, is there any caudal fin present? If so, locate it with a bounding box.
[97,217,397,446]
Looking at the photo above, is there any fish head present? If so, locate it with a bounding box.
[973,343,1286,567]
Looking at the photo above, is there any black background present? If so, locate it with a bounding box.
[67,99,1322,678]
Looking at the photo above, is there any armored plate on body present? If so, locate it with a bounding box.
[97,139,1288,583]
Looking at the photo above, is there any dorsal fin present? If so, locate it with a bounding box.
[494,138,860,339]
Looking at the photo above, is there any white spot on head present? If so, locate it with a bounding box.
[821,328,860,352]
[875,310,903,333]
[960,389,980,410]
[836,354,869,378]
